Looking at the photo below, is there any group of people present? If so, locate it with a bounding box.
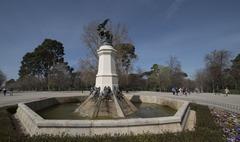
[171,87,190,96]
[1,88,13,96]
[171,86,231,96]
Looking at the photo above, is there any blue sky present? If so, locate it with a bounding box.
[0,0,240,79]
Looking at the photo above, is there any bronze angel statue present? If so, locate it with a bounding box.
[97,19,113,45]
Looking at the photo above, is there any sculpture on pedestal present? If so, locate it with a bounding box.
[97,19,113,45]
[75,19,137,118]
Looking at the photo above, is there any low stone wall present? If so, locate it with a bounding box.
[26,96,87,111]
[128,95,184,110]
[26,98,58,111]
[15,95,195,136]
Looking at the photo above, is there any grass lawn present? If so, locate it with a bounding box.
[0,104,225,142]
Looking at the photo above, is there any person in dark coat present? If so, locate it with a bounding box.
[3,88,7,96]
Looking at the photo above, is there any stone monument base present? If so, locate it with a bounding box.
[74,93,137,118]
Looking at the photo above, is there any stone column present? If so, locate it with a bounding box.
[95,45,118,92]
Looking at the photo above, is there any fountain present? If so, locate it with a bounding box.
[75,19,137,118]
[15,19,196,136]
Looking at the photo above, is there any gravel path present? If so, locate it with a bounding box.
[0,91,88,107]
[130,91,240,113]
[0,91,240,113]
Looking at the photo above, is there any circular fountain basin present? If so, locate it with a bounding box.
[15,95,196,136]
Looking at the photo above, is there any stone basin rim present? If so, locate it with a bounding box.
[17,95,189,128]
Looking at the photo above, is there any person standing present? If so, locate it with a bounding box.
[215,85,220,95]
[172,87,176,95]
[225,87,230,96]
[176,87,179,96]
[3,88,6,96]
[183,88,187,96]
[179,88,183,95]
[10,88,13,96]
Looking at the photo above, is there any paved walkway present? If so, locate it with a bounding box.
[130,91,240,113]
[0,91,88,107]
[0,91,240,113]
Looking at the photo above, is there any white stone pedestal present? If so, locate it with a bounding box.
[95,45,118,92]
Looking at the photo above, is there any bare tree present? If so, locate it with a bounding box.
[77,58,97,89]
[0,70,6,87]
[231,54,240,90]
[195,69,209,92]
[167,56,181,73]
[82,21,101,60]
[204,50,231,92]
[167,56,187,87]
